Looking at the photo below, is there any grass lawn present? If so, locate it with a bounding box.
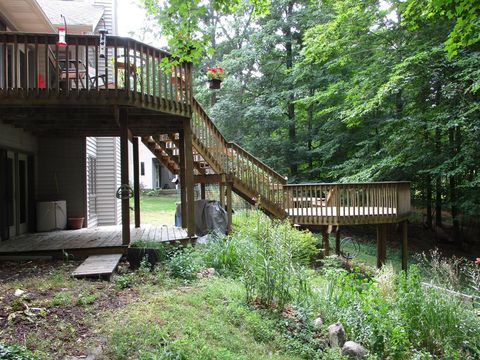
[0,262,305,360]
[133,194,179,226]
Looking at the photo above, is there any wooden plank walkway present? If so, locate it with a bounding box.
[0,225,193,255]
[72,254,123,280]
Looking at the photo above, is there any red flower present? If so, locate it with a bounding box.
[476,257,480,266]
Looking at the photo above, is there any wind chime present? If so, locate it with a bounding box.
[56,14,67,47]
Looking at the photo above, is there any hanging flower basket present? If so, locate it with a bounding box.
[208,79,222,89]
[206,66,224,89]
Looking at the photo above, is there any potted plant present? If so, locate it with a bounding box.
[127,240,166,269]
[206,66,225,89]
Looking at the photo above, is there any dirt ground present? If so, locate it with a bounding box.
[0,260,138,359]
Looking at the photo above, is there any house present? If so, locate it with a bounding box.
[0,0,198,252]
[0,0,411,269]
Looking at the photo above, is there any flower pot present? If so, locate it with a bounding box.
[207,79,222,89]
[127,247,159,269]
[67,217,84,230]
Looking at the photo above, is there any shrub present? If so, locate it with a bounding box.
[166,245,203,281]
[201,211,316,309]
[0,343,37,360]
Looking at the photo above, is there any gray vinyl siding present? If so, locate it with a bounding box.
[37,137,86,221]
[115,137,121,223]
[96,137,121,225]
[86,137,97,228]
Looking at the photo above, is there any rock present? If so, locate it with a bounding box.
[197,268,216,279]
[328,322,346,348]
[312,316,323,329]
[342,341,367,359]
[14,289,26,297]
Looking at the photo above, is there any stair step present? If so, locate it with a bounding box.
[71,254,122,280]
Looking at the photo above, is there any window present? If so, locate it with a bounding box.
[141,162,145,176]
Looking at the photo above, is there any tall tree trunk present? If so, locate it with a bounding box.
[435,127,442,227]
[426,175,433,228]
[449,126,461,247]
[307,88,313,170]
[284,2,296,177]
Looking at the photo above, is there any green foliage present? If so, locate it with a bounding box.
[166,245,203,281]
[201,211,317,309]
[50,292,73,307]
[402,0,480,56]
[313,265,480,358]
[0,343,38,360]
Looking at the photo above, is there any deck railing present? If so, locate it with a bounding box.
[284,182,411,225]
[191,98,287,214]
[0,32,192,115]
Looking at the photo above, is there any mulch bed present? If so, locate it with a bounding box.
[0,260,138,359]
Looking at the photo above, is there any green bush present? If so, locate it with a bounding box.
[201,211,317,309]
[166,245,203,281]
[313,265,480,359]
[0,343,37,360]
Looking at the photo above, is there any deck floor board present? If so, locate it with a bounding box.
[0,225,194,255]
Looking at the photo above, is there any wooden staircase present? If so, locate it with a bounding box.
[142,98,287,219]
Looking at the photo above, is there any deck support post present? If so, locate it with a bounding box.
[219,183,225,209]
[200,183,206,200]
[376,224,387,268]
[132,137,140,228]
[335,227,341,255]
[178,129,187,228]
[119,108,130,246]
[401,221,408,271]
[226,178,232,234]
[322,227,329,256]
[183,117,195,237]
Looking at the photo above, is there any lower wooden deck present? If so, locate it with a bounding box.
[0,225,194,257]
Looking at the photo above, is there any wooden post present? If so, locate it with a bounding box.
[226,181,232,234]
[183,117,195,237]
[119,108,130,245]
[322,227,329,256]
[376,224,387,268]
[335,227,341,255]
[200,183,206,200]
[178,130,187,228]
[219,183,225,209]
[401,221,408,271]
[132,137,140,228]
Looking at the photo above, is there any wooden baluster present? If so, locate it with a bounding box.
[13,35,18,89]
[133,42,138,96]
[24,35,29,90]
[34,37,39,93]
[139,44,144,101]
[104,35,109,90]
[95,38,99,91]
[152,50,156,101]
[85,39,89,91]
[54,40,59,92]
[169,61,174,110]
[44,35,49,93]
[114,38,118,94]
[2,35,7,89]
[74,38,79,92]
[125,41,130,94]
[146,47,150,99]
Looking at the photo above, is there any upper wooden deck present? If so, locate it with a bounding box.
[0,32,192,136]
